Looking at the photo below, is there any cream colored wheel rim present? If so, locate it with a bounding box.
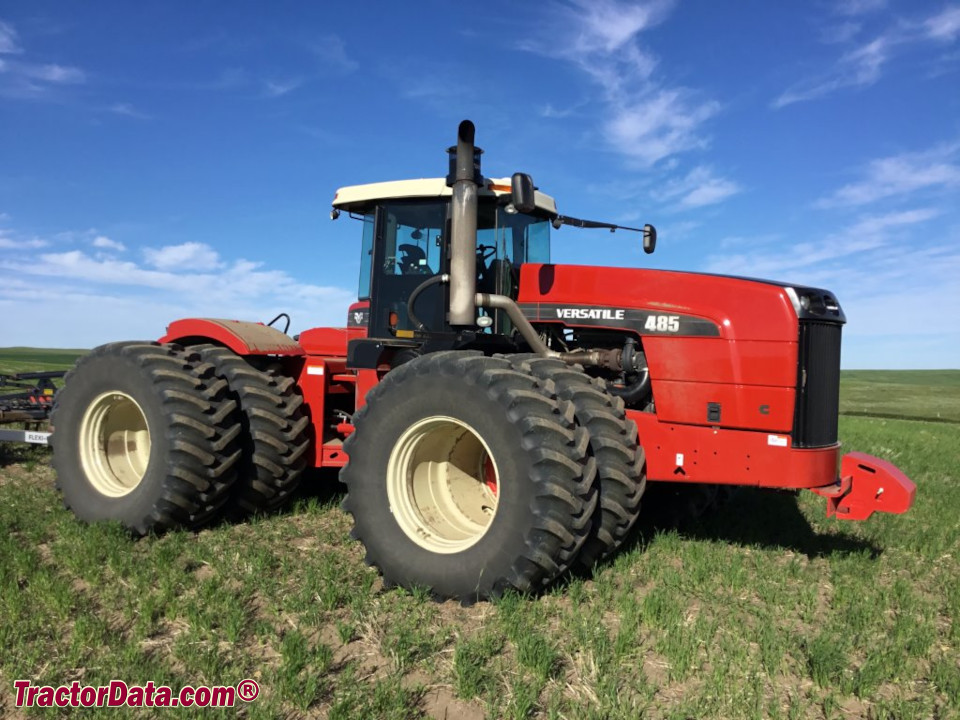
[79,391,151,497]
[387,416,500,554]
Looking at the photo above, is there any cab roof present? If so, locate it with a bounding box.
[332,177,558,215]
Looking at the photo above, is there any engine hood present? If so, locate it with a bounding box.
[516,263,844,343]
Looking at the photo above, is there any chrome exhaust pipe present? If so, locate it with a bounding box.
[447,120,480,327]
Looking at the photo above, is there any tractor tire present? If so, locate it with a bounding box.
[506,356,646,572]
[340,351,597,602]
[187,345,310,515]
[50,342,242,535]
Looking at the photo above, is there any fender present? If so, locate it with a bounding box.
[160,318,304,356]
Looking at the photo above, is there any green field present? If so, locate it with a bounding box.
[840,370,960,423]
[0,351,958,718]
[0,347,87,376]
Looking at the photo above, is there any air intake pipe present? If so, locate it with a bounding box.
[447,120,481,326]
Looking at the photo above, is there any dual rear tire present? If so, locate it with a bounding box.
[51,342,308,535]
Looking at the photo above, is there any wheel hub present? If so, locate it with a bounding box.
[78,391,151,497]
[386,416,499,554]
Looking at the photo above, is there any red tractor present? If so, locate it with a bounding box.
[51,121,915,602]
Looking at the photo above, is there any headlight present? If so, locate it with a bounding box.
[785,286,846,323]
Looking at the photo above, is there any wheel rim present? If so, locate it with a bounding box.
[78,391,151,497]
[387,416,499,554]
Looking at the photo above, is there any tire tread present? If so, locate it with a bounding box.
[188,345,310,515]
[505,355,646,572]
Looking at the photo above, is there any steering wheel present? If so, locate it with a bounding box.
[477,244,497,262]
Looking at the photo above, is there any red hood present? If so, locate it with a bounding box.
[517,263,803,343]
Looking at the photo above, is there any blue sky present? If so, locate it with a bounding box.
[1,1,958,368]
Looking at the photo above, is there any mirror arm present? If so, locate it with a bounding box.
[553,215,642,233]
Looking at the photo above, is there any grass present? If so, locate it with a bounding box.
[839,369,960,423]
[0,350,958,718]
[0,347,87,377]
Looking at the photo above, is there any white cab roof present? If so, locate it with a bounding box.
[332,177,558,215]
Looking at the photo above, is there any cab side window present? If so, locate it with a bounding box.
[381,202,445,276]
[357,214,375,300]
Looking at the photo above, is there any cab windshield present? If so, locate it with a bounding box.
[477,204,551,267]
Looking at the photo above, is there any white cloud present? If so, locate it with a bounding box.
[0,237,48,249]
[540,103,579,119]
[566,0,674,56]
[19,63,85,84]
[775,5,960,108]
[263,78,302,98]
[707,136,960,364]
[816,143,960,207]
[705,208,939,279]
[604,90,720,167]
[109,102,150,119]
[143,242,221,271]
[774,36,890,108]
[0,233,357,348]
[843,36,889,83]
[311,34,358,73]
[658,220,701,241]
[701,211,959,368]
[835,0,886,17]
[820,21,862,45]
[841,207,941,234]
[651,165,741,209]
[924,6,960,42]
[0,19,21,54]
[0,20,86,99]
[717,233,780,250]
[92,235,126,252]
[523,0,719,168]
[0,225,48,249]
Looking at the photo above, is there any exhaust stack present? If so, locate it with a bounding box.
[447,120,481,326]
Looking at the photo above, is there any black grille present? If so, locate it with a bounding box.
[793,321,842,447]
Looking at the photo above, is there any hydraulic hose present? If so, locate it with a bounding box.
[407,274,449,331]
[606,370,651,406]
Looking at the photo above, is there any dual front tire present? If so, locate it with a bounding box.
[341,352,599,600]
[341,352,647,601]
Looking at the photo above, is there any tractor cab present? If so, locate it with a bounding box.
[330,122,657,374]
[332,178,556,343]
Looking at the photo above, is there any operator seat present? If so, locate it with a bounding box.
[398,244,431,275]
[478,258,519,297]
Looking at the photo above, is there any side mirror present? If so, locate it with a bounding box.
[643,224,657,254]
[511,173,536,214]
